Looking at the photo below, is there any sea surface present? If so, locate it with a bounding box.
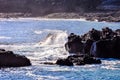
[0,18,120,80]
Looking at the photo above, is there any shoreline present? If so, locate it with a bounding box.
[0,17,87,22]
[0,11,120,22]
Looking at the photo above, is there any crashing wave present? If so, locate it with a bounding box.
[39,30,68,46]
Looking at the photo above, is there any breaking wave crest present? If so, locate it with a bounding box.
[31,30,69,63]
[39,30,68,46]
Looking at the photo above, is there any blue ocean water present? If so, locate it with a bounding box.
[0,19,120,80]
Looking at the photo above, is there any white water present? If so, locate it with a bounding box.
[0,36,11,39]
[0,28,69,64]
[39,30,68,45]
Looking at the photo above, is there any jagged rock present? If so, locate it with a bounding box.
[56,54,101,66]
[83,39,94,54]
[0,49,31,67]
[66,27,120,58]
[91,37,120,58]
[56,58,73,66]
[82,28,101,41]
[65,33,84,54]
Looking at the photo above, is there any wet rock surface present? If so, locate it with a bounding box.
[66,27,120,58]
[0,49,31,68]
[56,27,120,66]
[56,54,101,66]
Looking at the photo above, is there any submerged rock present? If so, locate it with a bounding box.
[0,49,31,68]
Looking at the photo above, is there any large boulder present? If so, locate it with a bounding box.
[90,38,120,58]
[0,49,31,67]
[81,28,101,41]
[83,39,94,54]
[65,33,84,54]
[56,58,73,66]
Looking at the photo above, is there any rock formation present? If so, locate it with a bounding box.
[56,54,101,66]
[65,27,120,58]
[0,49,31,68]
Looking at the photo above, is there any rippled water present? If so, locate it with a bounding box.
[0,19,120,80]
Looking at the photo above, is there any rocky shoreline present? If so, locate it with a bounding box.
[0,0,120,22]
[55,27,120,66]
[43,11,120,22]
[0,10,120,22]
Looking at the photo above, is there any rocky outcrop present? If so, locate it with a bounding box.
[0,49,31,68]
[65,33,84,54]
[56,54,101,66]
[65,27,120,58]
[55,27,120,66]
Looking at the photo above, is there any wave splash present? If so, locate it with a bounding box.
[0,30,69,64]
[39,30,68,46]
[17,30,69,64]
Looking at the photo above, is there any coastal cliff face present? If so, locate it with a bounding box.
[0,0,102,15]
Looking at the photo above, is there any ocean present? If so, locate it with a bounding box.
[0,18,120,80]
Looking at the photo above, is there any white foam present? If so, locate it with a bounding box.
[0,18,87,22]
[39,30,68,46]
[0,44,32,51]
[0,36,11,39]
[34,30,43,34]
[31,30,69,63]
[101,59,120,70]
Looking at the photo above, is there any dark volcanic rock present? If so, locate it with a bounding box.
[91,37,120,58]
[91,40,115,58]
[66,27,120,58]
[0,49,31,67]
[65,33,84,54]
[56,27,120,66]
[56,54,101,66]
[90,28,120,58]
[56,58,73,66]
